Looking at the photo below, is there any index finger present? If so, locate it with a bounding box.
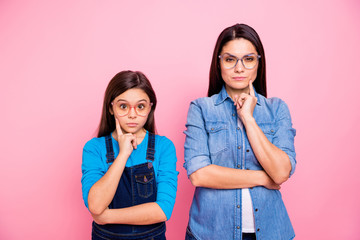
[115,116,123,136]
[249,80,255,97]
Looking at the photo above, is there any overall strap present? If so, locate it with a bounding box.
[146,132,156,162]
[105,134,115,163]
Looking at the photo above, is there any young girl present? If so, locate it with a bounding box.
[81,70,178,240]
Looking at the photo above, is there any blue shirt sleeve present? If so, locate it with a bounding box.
[183,100,212,177]
[155,136,178,220]
[273,100,297,177]
[81,138,107,208]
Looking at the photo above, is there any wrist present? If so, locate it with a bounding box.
[241,115,255,126]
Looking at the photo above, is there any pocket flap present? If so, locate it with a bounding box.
[135,172,154,184]
[205,122,228,133]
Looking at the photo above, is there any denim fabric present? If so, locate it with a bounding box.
[92,133,166,239]
[82,131,178,220]
[92,222,166,240]
[185,226,198,240]
[184,86,296,240]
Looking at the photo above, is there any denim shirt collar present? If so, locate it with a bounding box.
[214,85,262,106]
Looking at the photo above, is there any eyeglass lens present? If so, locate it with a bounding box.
[221,53,259,69]
[114,102,151,117]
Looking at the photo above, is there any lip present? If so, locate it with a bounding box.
[232,77,246,81]
[126,123,138,127]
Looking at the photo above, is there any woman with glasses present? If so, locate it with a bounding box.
[184,24,296,240]
[81,70,178,239]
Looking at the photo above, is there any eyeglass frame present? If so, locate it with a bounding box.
[218,53,261,70]
[111,101,153,117]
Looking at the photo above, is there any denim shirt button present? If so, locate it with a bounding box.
[246,149,250,152]
[237,226,240,229]
[238,146,241,149]
[255,208,258,212]
[237,205,240,208]
[237,127,240,130]
[232,113,236,117]
[257,228,260,231]
[237,164,241,168]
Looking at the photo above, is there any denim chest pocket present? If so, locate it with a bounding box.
[135,172,154,198]
[259,124,276,143]
[205,121,229,155]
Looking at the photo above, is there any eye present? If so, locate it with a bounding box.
[119,104,128,109]
[137,103,145,110]
[225,56,236,62]
[244,56,255,62]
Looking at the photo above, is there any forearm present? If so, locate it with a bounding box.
[243,117,291,184]
[93,202,167,225]
[88,154,128,215]
[189,164,269,189]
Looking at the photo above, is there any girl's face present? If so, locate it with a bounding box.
[110,88,152,136]
[219,38,259,95]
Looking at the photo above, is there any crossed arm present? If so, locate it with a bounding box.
[187,83,293,189]
[86,118,167,225]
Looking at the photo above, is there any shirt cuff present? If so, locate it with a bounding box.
[184,155,211,177]
[288,155,296,177]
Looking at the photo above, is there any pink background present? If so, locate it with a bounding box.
[1,0,360,239]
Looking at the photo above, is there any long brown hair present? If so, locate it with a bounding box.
[97,70,157,137]
[208,23,267,97]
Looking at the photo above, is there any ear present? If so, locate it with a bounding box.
[109,102,114,115]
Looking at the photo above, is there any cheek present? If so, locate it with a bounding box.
[221,68,231,81]
[249,69,258,81]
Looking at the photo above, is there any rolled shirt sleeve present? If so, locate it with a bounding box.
[272,100,297,177]
[183,100,212,177]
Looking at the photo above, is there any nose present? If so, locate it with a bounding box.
[234,60,244,72]
[128,106,137,118]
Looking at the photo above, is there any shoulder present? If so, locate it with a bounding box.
[258,94,287,109]
[190,96,214,107]
[83,136,106,153]
[154,134,175,150]
[258,94,292,119]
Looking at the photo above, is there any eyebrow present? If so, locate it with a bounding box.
[223,52,257,57]
[116,99,148,103]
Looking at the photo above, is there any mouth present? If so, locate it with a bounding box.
[232,77,246,81]
[126,123,138,127]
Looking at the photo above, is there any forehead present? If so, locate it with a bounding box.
[114,88,149,102]
[221,38,257,56]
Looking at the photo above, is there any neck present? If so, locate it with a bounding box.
[225,85,250,101]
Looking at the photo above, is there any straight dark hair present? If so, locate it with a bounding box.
[208,23,267,97]
[97,70,157,137]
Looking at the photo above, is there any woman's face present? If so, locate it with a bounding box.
[219,38,259,95]
[110,88,152,135]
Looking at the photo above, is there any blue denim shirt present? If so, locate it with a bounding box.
[184,86,296,240]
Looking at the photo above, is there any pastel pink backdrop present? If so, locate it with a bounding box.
[1,0,360,239]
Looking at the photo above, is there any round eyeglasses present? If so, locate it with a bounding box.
[111,101,153,117]
[219,53,261,70]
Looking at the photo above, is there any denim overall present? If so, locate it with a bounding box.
[92,133,166,240]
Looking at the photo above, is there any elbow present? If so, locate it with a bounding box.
[160,214,167,222]
[189,171,203,187]
[88,202,105,216]
[273,174,289,185]
[273,155,292,185]
[273,170,290,185]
